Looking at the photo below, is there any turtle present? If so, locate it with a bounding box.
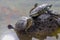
[29,3,52,17]
[7,3,60,40]
[7,14,60,40]
[29,3,60,19]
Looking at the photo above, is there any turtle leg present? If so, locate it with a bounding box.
[16,34,32,40]
[39,39,44,40]
[19,35,32,40]
[15,31,32,40]
[38,35,47,40]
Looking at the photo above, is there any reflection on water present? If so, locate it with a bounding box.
[0,0,60,40]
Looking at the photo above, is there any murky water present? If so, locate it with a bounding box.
[0,0,60,40]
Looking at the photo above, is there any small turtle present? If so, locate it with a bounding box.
[29,3,52,17]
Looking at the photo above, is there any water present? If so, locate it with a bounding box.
[0,0,60,40]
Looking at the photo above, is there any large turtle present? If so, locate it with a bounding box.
[8,4,60,40]
[7,15,60,40]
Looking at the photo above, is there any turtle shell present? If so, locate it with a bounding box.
[28,13,59,36]
[30,4,52,17]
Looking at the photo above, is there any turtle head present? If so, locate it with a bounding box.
[8,24,14,29]
[34,3,38,8]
